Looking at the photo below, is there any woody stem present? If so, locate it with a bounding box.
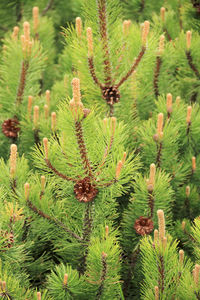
[97,0,112,86]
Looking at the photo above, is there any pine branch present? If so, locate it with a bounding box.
[96,253,108,299]
[158,255,165,293]
[34,129,41,148]
[88,57,103,88]
[45,158,77,182]
[153,56,162,98]
[41,0,54,16]
[156,142,163,168]
[27,199,82,241]
[16,61,29,105]
[116,47,146,88]
[163,28,172,41]
[186,50,200,80]
[97,0,112,86]
[75,121,94,179]
[78,202,93,274]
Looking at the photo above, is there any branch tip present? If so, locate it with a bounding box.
[186,186,190,197]
[157,209,165,240]
[87,27,93,57]
[33,105,39,128]
[44,104,49,119]
[160,7,165,22]
[12,26,19,40]
[43,137,48,159]
[166,93,172,113]
[10,144,17,178]
[37,292,41,300]
[41,176,46,192]
[105,225,109,238]
[142,20,150,45]
[179,249,184,265]
[46,90,50,108]
[76,17,82,37]
[33,6,39,33]
[158,35,165,56]
[116,160,123,179]
[51,112,56,131]
[24,182,30,200]
[155,285,159,300]
[186,106,192,124]
[186,30,192,50]
[63,273,68,286]
[192,156,196,172]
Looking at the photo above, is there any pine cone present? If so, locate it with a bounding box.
[74,177,98,202]
[134,216,154,236]
[2,118,20,138]
[102,86,120,105]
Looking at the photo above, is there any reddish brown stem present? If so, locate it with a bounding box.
[96,253,108,299]
[156,142,163,168]
[163,28,172,42]
[45,158,76,182]
[75,121,94,179]
[186,50,200,80]
[158,255,165,293]
[88,57,103,88]
[116,46,146,88]
[97,178,117,187]
[27,199,82,241]
[16,60,29,105]
[98,0,112,86]
[153,56,162,98]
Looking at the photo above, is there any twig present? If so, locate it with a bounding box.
[153,56,162,98]
[41,0,54,16]
[16,61,29,105]
[97,0,112,86]
[116,47,146,88]
[27,199,82,241]
[186,50,200,80]
[45,158,76,182]
[88,57,103,88]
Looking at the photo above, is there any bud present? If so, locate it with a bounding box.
[157,113,163,139]
[193,264,200,286]
[10,144,17,178]
[28,95,33,119]
[166,93,172,113]
[186,106,192,124]
[155,286,159,300]
[63,273,68,286]
[157,209,165,240]
[41,176,45,192]
[142,20,150,45]
[87,27,93,57]
[105,225,109,238]
[160,7,165,22]
[181,221,186,231]
[33,106,39,128]
[24,182,30,200]
[186,31,191,50]
[123,20,131,36]
[102,251,108,258]
[154,229,158,243]
[33,7,39,33]
[76,17,82,37]
[116,160,123,179]
[179,249,184,265]
[44,104,49,119]
[158,35,165,56]
[72,78,81,104]
[192,156,196,172]
[51,112,56,132]
[12,26,19,40]
[37,292,41,300]
[43,138,48,159]
[149,163,156,187]
[23,21,30,42]
[186,186,190,197]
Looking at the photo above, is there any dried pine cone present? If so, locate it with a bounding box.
[74,177,98,202]
[134,216,154,236]
[2,118,20,138]
[102,86,120,105]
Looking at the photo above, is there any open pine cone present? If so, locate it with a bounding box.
[134,216,154,236]
[2,118,20,138]
[74,177,98,203]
